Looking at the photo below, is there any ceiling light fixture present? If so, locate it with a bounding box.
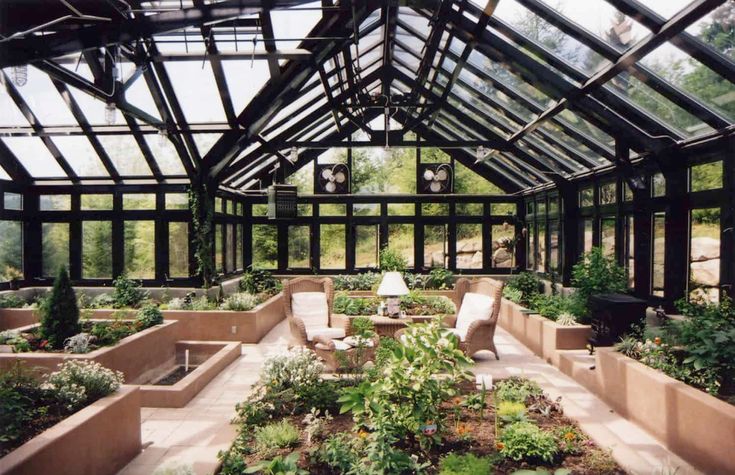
[104,103,117,125]
[288,146,298,164]
[11,65,28,87]
[476,145,487,162]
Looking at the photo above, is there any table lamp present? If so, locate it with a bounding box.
[377,271,409,318]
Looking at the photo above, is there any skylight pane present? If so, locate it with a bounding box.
[685,3,735,55]
[68,84,123,125]
[644,0,692,20]
[97,135,152,176]
[222,60,270,113]
[50,136,108,177]
[0,89,30,126]
[164,62,226,123]
[125,74,161,121]
[0,164,10,180]
[193,133,222,157]
[12,67,77,125]
[558,109,614,146]
[2,137,65,177]
[145,135,185,176]
[271,4,321,42]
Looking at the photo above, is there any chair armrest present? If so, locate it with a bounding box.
[442,315,457,328]
[331,313,352,335]
[313,334,336,350]
[464,318,493,342]
[288,317,308,346]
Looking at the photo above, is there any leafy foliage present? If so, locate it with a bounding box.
[495,377,543,404]
[0,294,26,308]
[244,453,307,475]
[112,273,149,309]
[379,247,408,272]
[220,292,259,311]
[189,184,215,288]
[135,305,163,329]
[497,401,528,424]
[239,268,282,296]
[499,421,558,464]
[504,272,541,306]
[571,247,627,322]
[63,332,93,354]
[527,294,575,321]
[428,268,455,290]
[334,272,381,291]
[40,266,80,349]
[438,453,495,475]
[253,420,301,453]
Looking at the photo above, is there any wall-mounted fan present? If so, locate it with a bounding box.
[316,163,350,194]
[418,163,453,193]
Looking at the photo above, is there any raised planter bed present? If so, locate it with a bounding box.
[346,289,454,298]
[0,308,38,331]
[0,385,142,475]
[498,298,591,366]
[559,348,735,475]
[139,341,241,407]
[0,321,181,383]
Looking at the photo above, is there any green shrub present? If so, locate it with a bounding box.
[190,296,218,311]
[528,294,575,320]
[90,313,136,346]
[333,293,378,316]
[503,287,523,304]
[0,365,49,452]
[404,272,431,290]
[45,360,123,410]
[556,312,578,326]
[571,247,627,322]
[239,268,282,295]
[428,268,455,290]
[554,425,588,455]
[135,305,163,329]
[88,293,115,309]
[438,453,495,475]
[0,294,26,308]
[505,272,541,306]
[495,377,543,403]
[244,453,307,475]
[259,347,323,393]
[333,272,381,291]
[220,292,259,311]
[63,332,93,353]
[499,421,558,464]
[314,433,361,472]
[497,400,528,424]
[40,266,81,349]
[379,247,408,272]
[253,420,300,452]
[112,274,149,308]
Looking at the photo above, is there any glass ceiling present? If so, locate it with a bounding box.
[0,0,731,193]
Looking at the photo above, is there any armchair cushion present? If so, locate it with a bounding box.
[305,327,346,342]
[292,292,329,328]
[455,292,494,340]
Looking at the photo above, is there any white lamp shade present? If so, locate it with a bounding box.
[377,271,410,297]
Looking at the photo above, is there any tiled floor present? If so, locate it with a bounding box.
[118,321,700,475]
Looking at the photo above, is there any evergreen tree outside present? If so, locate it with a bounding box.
[40,266,80,349]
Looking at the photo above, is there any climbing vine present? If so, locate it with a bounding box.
[189,183,215,288]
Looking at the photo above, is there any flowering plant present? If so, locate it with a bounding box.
[43,360,123,410]
[259,347,323,394]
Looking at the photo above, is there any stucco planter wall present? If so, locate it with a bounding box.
[559,348,735,475]
[139,341,241,407]
[497,298,591,365]
[0,385,141,475]
[0,309,38,331]
[0,321,180,383]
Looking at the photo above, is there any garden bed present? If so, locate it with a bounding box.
[559,348,735,475]
[0,320,180,383]
[0,385,141,475]
[139,341,240,408]
[499,298,591,366]
[0,308,38,331]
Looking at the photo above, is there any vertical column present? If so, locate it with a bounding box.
[722,137,735,300]
[112,191,124,278]
[69,192,82,281]
[155,192,168,282]
[559,184,578,286]
[24,191,42,281]
[663,154,689,309]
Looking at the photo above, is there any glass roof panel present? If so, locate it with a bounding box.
[639,43,735,123]
[12,66,77,125]
[558,109,614,147]
[455,66,533,123]
[536,0,648,52]
[644,0,693,20]
[271,3,321,42]
[124,73,161,121]
[144,135,186,176]
[50,136,108,177]
[67,82,124,125]
[0,164,10,181]
[193,133,222,157]
[2,137,65,177]
[606,74,715,137]
[223,60,270,113]
[0,88,30,126]
[684,3,735,54]
[492,0,610,77]
[97,135,153,176]
[538,120,609,165]
[164,61,226,123]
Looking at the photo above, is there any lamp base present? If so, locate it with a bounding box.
[386,297,401,318]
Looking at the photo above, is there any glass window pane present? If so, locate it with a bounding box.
[169,222,189,278]
[252,224,277,269]
[50,136,108,177]
[354,203,380,216]
[96,135,152,176]
[527,223,536,270]
[215,224,223,272]
[652,212,666,297]
[455,162,503,194]
[253,204,269,216]
[320,204,346,216]
[689,208,720,302]
[388,224,414,268]
[0,220,22,281]
[548,220,559,272]
[456,203,483,216]
[356,225,379,268]
[537,221,546,272]
[14,66,77,125]
[165,193,189,210]
[625,215,635,288]
[321,224,346,270]
[4,192,22,211]
[424,224,447,268]
[492,202,516,216]
[40,195,71,211]
[583,218,593,253]
[623,182,634,202]
[652,172,666,197]
[123,194,156,210]
[42,222,69,277]
[388,203,414,216]
[601,217,616,257]
[599,182,617,205]
[288,225,310,269]
[82,221,112,279]
[145,135,186,176]
[422,203,449,216]
[226,224,235,273]
[457,223,482,269]
[164,62,226,123]
[81,194,113,210]
[690,161,723,192]
[492,223,514,268]
[236,224,243,270]
[352,147,416,193]
[124,221,155,279]
[579,187,593,207]
[2,137,65,177]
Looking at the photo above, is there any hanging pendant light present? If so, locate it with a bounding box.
[476,145,486,162]
[105,103,117,125]
[158,128,168,148]
[288,146,298,164]
[11,65,28,87]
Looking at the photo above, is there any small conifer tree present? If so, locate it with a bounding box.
[40,266,80,349]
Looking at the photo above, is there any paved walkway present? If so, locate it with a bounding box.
[118,321,700,475]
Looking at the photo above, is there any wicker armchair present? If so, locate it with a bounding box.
[444,277,504,359]
[283,276,351,349]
